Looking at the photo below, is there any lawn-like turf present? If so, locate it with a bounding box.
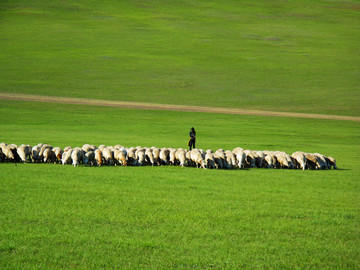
[0,0,359,116]
[0,100,359,268]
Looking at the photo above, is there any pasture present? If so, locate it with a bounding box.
[1,0,359,268]
[0,100,359,269]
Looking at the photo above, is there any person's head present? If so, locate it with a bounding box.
[191,127,195,132]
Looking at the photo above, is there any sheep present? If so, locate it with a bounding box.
[304,153,320,170]
[31,145,43,162]
[127,147,137,166]
[84,151,95,166]
[292,152,307,170]
[175,149,188,167]
[114,149,127,166]
[169,149,177,165]
[255,151,265,168]
[314,153,329,170]
[285,154,295,169]
[61,148,73,165]
[263,151,279,168]
[215,149,230,169]
[82,144,96,152]
[135,148,146,166]
[43,147,56,163]
[4,144,20,162]
[39,144,52,160]
[159,148,170,165]
[263,154,274,168]
[102,147,114,166]
[71,149,82,167]
[325,156,337,169]
[275,152,290,169]
[233,148,246,169]
[4,146,15,162]
[145,148,155,166]
[190,149,207,169]
[17,144,32,163]
[52,147,63,164]
[225,150,237,168]
[94,149,103,166]
[213,153,224,169]
[151,147,160,166]
[243,150,256,168]
[205,152,217,169]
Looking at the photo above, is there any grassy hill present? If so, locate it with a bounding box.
[1,0,359,115]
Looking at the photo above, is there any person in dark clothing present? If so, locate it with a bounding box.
[188,127,196,150]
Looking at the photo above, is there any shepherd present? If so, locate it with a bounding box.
[188,127,196,150]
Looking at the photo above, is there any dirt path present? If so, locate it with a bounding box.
[1,92,359,121]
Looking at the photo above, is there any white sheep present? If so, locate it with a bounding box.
[292,152,307,170]
[62,149,73,165]
[114,149,127,166]
[175,149,188,167]
[314,153,329,170]
[169,149,177,165]
[82,144,96,152]
[17,144,32,163]
[71,149,82,167]
[43,147,56,163]
[84,151,95,166]
[190,149,207,169]
[94,149,103,166]
[102,147,114,166]
[159,148,170,165]
[135,148,146,166]
[304,153,321,170]
[39,144,52,160]
[151,147,160,166]
[145,148,155,166]
[233,148,246,169]
[243,150,256,168]
[325,156,337,169]
[225,150,237,168]
[205,152,217,169]
[52,147,64,164]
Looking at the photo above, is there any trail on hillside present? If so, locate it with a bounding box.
[1,93,359,122]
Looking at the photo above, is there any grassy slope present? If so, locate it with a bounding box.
[0,0,359,116]
[0,100,359,269]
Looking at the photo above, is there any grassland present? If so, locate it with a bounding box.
[0,100,359,269]
[1,0,359,115]
[1,0,359,268]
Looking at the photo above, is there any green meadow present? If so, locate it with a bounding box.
[0,0,359,115]
[1,0,360,268]
[0,100,359,269]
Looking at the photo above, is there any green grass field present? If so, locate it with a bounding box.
[1,0,360,268]
[0,100,359,269]
[1,0,359,115]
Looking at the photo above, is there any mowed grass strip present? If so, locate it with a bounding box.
[0,0,359,116]
[0,100,359,268]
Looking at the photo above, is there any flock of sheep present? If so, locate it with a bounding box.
[0,142,337,170]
